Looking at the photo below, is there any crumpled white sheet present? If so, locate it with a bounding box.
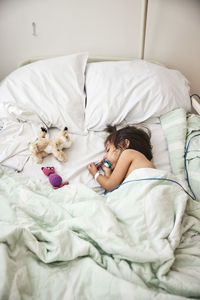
[0,102,172,195]
[0,103,45,171]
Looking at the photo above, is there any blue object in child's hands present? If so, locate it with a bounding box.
[104,159,112,168]
[95,159,112,169]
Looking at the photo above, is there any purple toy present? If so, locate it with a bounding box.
[41,167,69,189]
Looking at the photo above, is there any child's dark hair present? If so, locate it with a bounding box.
[105,125,153,161]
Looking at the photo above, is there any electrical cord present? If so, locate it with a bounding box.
[105,177,194,199]
[190,94,200,100]
[184,133,200,201]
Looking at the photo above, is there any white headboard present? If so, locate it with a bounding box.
[18,55,136,68]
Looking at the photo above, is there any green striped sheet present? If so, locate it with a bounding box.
[160,108,200,201]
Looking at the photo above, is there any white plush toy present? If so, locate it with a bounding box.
[30,127,72,164]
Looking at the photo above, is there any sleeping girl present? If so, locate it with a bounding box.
[88,125,155,191]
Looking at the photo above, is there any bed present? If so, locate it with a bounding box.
[0,52,200,300]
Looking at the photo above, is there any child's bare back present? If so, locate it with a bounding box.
[123,149,155,179]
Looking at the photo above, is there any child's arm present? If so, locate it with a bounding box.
[88,150,133,191]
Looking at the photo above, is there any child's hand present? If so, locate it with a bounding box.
[88,162,98,177]
[101,164,112,177]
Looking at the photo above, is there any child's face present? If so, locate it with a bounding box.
[105,141,122,170]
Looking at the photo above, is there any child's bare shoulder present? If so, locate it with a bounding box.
[121,149,143,159]
[123,149,143,156]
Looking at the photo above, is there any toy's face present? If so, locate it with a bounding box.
[56,131,72,148]
[63,131,72,146]
[64,131,71,141]
[63,137,72,148]
[41,166,55,176]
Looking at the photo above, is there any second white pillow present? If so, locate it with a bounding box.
[85,59,191,131]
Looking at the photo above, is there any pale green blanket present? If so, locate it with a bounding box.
[160,108,200,201]
[0,165,200,299]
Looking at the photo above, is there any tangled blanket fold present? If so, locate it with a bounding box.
[0,165,200,300]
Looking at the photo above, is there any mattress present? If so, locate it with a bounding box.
[0,54,191,194]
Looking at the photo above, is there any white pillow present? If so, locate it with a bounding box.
[0,53,88,134]
[85,59,191,131]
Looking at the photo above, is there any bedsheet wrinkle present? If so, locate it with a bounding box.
[0,103,45,171]
[0,99,171,193]
[0,166,200,299]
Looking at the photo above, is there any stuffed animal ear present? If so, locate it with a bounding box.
[41,127,47,133]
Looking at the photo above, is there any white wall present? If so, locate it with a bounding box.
[0,0,200,95]
[145,0,200,95]
[0,0,141,79]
